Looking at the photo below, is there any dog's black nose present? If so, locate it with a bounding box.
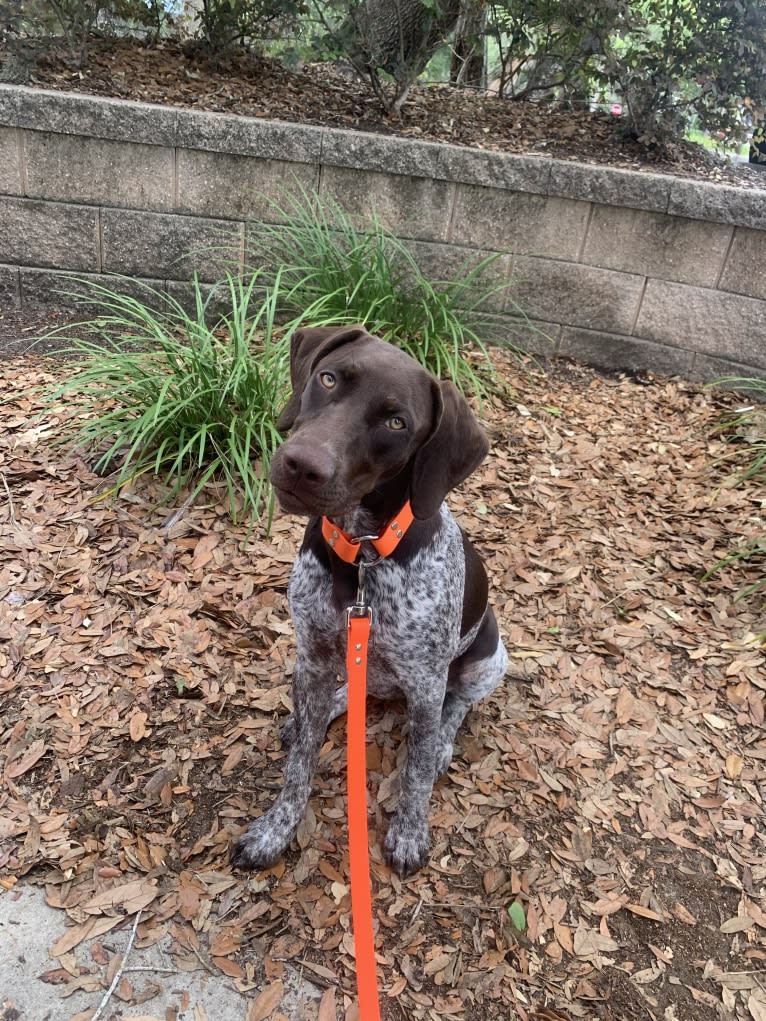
[271,443,336,490]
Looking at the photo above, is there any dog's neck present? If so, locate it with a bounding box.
[333,473,413,538]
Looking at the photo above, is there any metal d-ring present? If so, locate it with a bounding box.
[343,543,382,628]
[349,533,380,546]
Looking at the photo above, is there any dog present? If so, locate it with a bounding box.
[230,325,508,876]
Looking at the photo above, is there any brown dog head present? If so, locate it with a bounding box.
[270,325,488,521]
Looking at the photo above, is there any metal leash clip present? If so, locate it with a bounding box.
[343,538,380,627]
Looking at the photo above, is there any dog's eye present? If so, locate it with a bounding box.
[387,416,406,431]
[319,371,336,389]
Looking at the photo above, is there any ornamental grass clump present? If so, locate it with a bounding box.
[703,378,766,601]
[45,273,290,523]
[252,186,526,399]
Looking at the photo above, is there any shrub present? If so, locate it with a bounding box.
[106,0,180,41]
[486,0,627,102]
[191,0,307,58]
[310,0,461,114]
[45,0,106,65]
[484,0,766,148]
[251,186,525,398]
[598,0,766,148]
[44,273,291,523]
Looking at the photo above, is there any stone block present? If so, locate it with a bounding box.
[512,257,644,333]
[320,165,454,242]
[321,127,443,180]
[101,209,243,281]
[0,196,98,270]
[0,263,21,309]
[19,268,166,311]
[668,179,766,230]
[320,128,547,193]
[691,351,766,385]
[176,108,323,162]
[243,221,287,274]
[25,131,174,210]
[164,276,268,317]
[582,206,732,286]
[493,315,559,357]
[549,161,670,213]
[16,86,178,147]
[636,279,766,365]
[0,126,21,195]
[176,150,318,220]
[719,227,766,300]
[438,149,550,194]
[0,84,21,126]
[451,185,589,259]
[404,240,514,312]
[559,327,695,378]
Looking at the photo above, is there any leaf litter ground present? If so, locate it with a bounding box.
[1,351,765,1021]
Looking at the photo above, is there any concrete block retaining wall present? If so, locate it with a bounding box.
[1,83,765,380]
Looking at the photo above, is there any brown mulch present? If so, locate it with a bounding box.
[1,350,765,1021]
[25,37,766,190]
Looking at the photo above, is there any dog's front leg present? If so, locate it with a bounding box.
[384,691,443,877]
[230,657,334,871]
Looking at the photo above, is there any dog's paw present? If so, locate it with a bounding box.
[230,815,291,871]
[384,815,430,877]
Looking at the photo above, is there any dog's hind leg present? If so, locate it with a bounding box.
[434,607,508,779]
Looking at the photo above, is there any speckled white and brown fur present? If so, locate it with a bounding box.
[230,326,508,877]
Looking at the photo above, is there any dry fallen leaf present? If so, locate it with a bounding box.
[212,956,246,979]
[129,711,149,742]
[750,990,766,1021]
[4,739,47,779]
[317,987,337,1021]
[83,879,159,916]
[247,981,284,1021]
[720,915,755,934]
[672,903,698,925]
[625,903,666,923]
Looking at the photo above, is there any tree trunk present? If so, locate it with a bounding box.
[347,0,461,82]
[450,0,486,88]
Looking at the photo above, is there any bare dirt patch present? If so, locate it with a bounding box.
[1,350,765,1019]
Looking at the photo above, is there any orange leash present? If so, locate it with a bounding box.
[346,609,381,1021]
[322,503,415,1021]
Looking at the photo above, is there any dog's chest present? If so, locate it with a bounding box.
[287,510,466,692]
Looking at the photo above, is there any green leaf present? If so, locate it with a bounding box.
[508,901,526,932]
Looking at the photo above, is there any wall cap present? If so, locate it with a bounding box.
[2,83,764,228]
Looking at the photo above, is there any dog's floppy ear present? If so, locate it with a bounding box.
[276,325,369,433]
[409,381,489,519]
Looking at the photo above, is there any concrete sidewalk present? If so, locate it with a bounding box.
[1,883,321,1021]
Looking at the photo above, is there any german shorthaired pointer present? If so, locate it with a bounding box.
[231,325,508,876]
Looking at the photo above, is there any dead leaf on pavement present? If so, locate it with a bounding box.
[247,981,284,1021]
